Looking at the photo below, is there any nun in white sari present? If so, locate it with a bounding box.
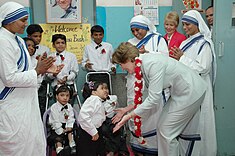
[171,10,217,156]
[0,2,56,156]
[126,15,168,155]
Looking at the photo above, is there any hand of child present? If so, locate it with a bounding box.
[57,76,67,84]
[92,133,99,141]
[47,63,64,74]
[85,62,93,70]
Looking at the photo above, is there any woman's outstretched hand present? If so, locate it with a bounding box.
[112,104,135,124]
[113,114,132,133]
[112,108,126,124]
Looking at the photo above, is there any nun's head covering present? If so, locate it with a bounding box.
[130,15,156,33]
[0,2,28,27]
[182,10,217,85]
[182,10,211,39]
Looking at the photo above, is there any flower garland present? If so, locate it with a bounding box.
[133,57,146,145]
[182,0,199,9]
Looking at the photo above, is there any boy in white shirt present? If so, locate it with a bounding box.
[82,25,116,73]
[26,24,51,117]
[49,85,76,155]
[23,37,44,89]
[26,24,50,57]
[47,34,79,106]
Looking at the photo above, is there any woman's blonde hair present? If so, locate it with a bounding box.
[164,11,179,27]
[112,42,139,64]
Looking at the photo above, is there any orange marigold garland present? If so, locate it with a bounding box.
[133,57,146,145]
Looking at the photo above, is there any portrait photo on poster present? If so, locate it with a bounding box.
[46,0,81,23]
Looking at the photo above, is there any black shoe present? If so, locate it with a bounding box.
[70,146,76,155]
[57,146,71,156]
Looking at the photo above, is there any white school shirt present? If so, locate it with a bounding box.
[0,27,46,156]
[35,44,50,56]
[82,40,115,72]
[78,95,106,136]
[49,102,75,135]
[103,95,118,118]
[47,50,79,87]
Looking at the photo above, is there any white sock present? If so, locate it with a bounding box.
[69,140,76,147]
[56,147,64,154]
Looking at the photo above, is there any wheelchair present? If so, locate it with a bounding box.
[86,71,112,94]
[45,82,82,111]
[43,107,80,156]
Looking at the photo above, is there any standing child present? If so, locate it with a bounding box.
[47,34,79,106]
[23,37,44,90]
[102,83,128,156]
[77,81,107,156]
[23,37,36,56]
[26,24,50,57]
[49,85,76,155]
[26,24,51,117]
[23,37,37,68]
[82,25,116,73]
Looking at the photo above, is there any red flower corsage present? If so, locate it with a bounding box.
[101,49,106,54]
[64,113,68,120]
[60,55,65,61]
[133,57,146,145]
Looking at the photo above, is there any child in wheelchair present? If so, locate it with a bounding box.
[46,34,79,106]
[48,85,77,155]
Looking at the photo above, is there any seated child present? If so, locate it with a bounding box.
[49,85,76,155]
[102,83,128,156]
[77,81,107,156]
[47,34,79,106]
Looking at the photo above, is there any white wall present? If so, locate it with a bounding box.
[0,0,30,7]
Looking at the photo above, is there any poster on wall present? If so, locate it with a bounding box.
[40,23,91,63]
[134,0,159,25]
[45,0,82,23]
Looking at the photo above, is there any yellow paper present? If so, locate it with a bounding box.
[40,23,91,64]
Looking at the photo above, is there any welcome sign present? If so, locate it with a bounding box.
[40,23,91,63]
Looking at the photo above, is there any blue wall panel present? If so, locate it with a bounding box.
[96,6,172,73]
[97,6,172,49]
